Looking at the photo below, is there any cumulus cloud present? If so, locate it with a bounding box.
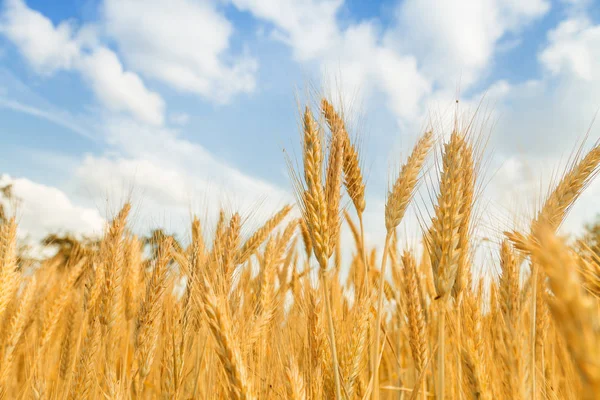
[0,0,165,125]
[231,0,342,61]
[540,16,600,80]
[0,0,82,74]
[102,0,258,103]
[231,0,431,121]
[228,0,548,126]
[389,0,550,89]
[475,15,600,159]
[0,174,105,242]
[77,47,165,126]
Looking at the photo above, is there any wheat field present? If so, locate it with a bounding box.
[0,98,599,399]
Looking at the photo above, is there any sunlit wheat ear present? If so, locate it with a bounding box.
[576,242,600,298]
[296,106,329,269]
[534,144,600,233]
[530,227,600,398]
[199,275,254,400]
[185,217,207,328]
[59,292,79,380]
[324,116,344,258]
[385,130,434,232]
[429,131,465,299]
[285,355,307,400]
[371,129,434,398]
[499,240,519,323]
[402,251,428,376]
[453,137,475,298]
[322,98,365,215]
[0,276,36,385]
[100,202,130,328]
[344,293,370,398]
[0,218,18,321]
[134,238,171,387]
[124,235,143,320]
[508,143,600,253]
[236,204,292,265]
[69,316,101,400]
[38,258,86,355]
[299,219,313,261]
[99,203,130,394]
[222,212,241,285]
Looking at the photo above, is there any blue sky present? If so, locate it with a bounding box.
[0,0,599,249]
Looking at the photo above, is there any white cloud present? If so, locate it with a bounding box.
[539,17,600,80]
[102,0,258,103]
[477,15,600,158]
[446,14,600,242]
[0,174,105,242]
[0,0,81,74]
[230,0,342,61]
[0,0,165,125]
[388,0,549,89]
[231,0,431,121]
[77,47,165,126]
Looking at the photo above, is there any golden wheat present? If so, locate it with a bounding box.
[0,99,599,400]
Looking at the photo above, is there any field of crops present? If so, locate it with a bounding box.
[0,99,599,399]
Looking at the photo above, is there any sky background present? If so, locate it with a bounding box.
[0,0,599,255]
